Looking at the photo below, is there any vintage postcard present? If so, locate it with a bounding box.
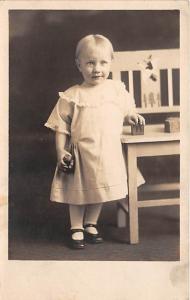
[0,1,189,299]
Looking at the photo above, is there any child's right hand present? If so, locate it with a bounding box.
[58,150,75,173]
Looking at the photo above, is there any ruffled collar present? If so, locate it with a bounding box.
[59,80,123,109]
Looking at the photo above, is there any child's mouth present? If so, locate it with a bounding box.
[92,75,102,79]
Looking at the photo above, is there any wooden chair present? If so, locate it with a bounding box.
[111,49,180,243]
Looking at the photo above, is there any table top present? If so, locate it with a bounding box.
[121,124,180,144]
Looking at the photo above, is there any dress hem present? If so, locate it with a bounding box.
[50,182,128,205]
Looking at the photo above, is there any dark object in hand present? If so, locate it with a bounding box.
[131,123,144,135]
[165,117,180,133]
[59,153,75,174]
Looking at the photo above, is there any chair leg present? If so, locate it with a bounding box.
[127,145,139,244]
[117,204,127,228]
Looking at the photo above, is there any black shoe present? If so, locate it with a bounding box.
[70,229,85,249]
[84,224,103,244]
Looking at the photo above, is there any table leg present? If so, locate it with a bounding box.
[127,144,139,244]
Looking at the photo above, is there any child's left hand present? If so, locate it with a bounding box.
[126,113,145,126]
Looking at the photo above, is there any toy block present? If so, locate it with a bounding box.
[131,124,144,135]
[165,117,180,133]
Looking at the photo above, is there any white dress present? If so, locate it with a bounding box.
[45,79,145,205]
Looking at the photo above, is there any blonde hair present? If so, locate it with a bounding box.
[75,34,114,60]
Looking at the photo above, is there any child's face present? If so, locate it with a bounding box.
[76,43,112,86]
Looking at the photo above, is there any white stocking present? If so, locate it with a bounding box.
[69,204,85,240]
[84,203,103,234]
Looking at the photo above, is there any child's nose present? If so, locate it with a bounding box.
[93,63,101,73]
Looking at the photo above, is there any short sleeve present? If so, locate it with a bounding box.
[44,93,74,135]
[116,81,137,116]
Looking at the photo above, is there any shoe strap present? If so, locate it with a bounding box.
[71,228,84,234]
[84,223,97,229]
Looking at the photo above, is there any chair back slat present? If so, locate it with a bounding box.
[128,70,134,98]
[113,71,121,81]
[167,69,174,107]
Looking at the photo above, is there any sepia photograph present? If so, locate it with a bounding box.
[9,9,180,261]
[0,1,189,300]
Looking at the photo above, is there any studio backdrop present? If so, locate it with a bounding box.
[9,10,179,229]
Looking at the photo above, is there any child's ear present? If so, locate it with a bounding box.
[75,59,81,72]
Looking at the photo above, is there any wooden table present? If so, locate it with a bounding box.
[121,124,180,244]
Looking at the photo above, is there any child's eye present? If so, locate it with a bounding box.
[87,61,94,66]
[101,61,108,65]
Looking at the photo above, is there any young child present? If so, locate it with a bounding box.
[45,34,145,249]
